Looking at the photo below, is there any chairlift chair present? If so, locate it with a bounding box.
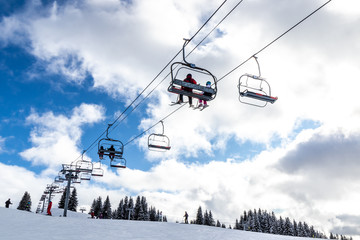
[110,157,126,168]
[54,175,64,183]
[238,56,278,107]
[98,124,124,160]
[80,172,92,181]
[75,153,93,173]
[168,39,217,103]
[148,121,171,151]
[91,161,104,177]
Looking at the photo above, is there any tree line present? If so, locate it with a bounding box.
[190,206,353,240]
[90,195,167,222]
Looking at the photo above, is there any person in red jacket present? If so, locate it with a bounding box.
[178,74,197,107]
[47,200,52,216]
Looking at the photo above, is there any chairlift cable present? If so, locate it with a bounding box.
[186,0,245,60]
[218,0,333,82]
[64,1,230,165]
[121,0,332,149]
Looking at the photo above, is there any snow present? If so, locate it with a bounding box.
[0,207,320,240]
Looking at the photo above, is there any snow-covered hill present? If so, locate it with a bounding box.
[0,207,321,240]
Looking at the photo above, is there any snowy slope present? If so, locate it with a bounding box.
[0,207,320,240]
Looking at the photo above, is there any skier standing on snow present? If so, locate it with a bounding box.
[5,198,12,208]
[47,200,52,216]
[184,211,189,224]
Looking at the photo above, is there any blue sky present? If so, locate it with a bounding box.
[1,0,360,239]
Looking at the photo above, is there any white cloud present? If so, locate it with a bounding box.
[0,162,51,211]
[19,103,105,171]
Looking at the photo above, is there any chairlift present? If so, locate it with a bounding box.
[148,121,171,151]
[91,161,104,177]
[238,56,278,107]
[76,151,93,173]
[168,39,217,103]
[110,157,126,168]
[72,173,81,184]
[98,124,124,161]
[80,172,91,181]
[54,175,65,183]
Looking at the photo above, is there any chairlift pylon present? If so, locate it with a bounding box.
[238,56,278,107]
[148,121,171,151]
[168,39,217,103]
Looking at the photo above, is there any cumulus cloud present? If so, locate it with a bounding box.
[20,103,105,171]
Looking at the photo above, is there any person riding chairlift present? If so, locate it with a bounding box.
[98,146,104,160]
[108,145,115,160]
[178,74,197,107]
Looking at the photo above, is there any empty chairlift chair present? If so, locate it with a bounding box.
[238,56,278,107]
[148,121,171,152]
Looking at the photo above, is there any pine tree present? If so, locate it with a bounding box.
[216,220,221,227]
[149,206,156,221]
[102,196,111,219]
[204,210,210,226]
[140,196,149,221]
[116,199,125,219]
[17,191,31,211]
[127,197,134,220]
[293,220,298,236]
[195,206,203,225]
[90,199,96,214]
[58,188,66,209]
[208,210,215,226]
[123,196,129,219]
[68,188,78,212]
[94,196,102,218]
[284,217,293,236]
[134,196,141,220]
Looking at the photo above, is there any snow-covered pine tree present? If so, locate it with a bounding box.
[127,196,134,220]
[102,196,111,219]
[68,188,78,212]
[293,220,298,236]
[208,210,215,226]
[140,196,149,221]
[122,196,129,219]
[149,206,156,221]
[134,196,141,220]
[116,199,124,219]
[195,206,204,225]
[17,191,31,211]
[284,217,294,236]
[204,210,210,226]
[303,222,310,237]
[297,221,305,237]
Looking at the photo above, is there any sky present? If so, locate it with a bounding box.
[0,207,324,240]
[0,0,360,239]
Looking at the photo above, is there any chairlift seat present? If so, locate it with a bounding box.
[91,168,104,177]
[173,79,215,94]
[169,87,213,101]
[240,90,278,104]
[110,158,126,168]
[148,144,171,150]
